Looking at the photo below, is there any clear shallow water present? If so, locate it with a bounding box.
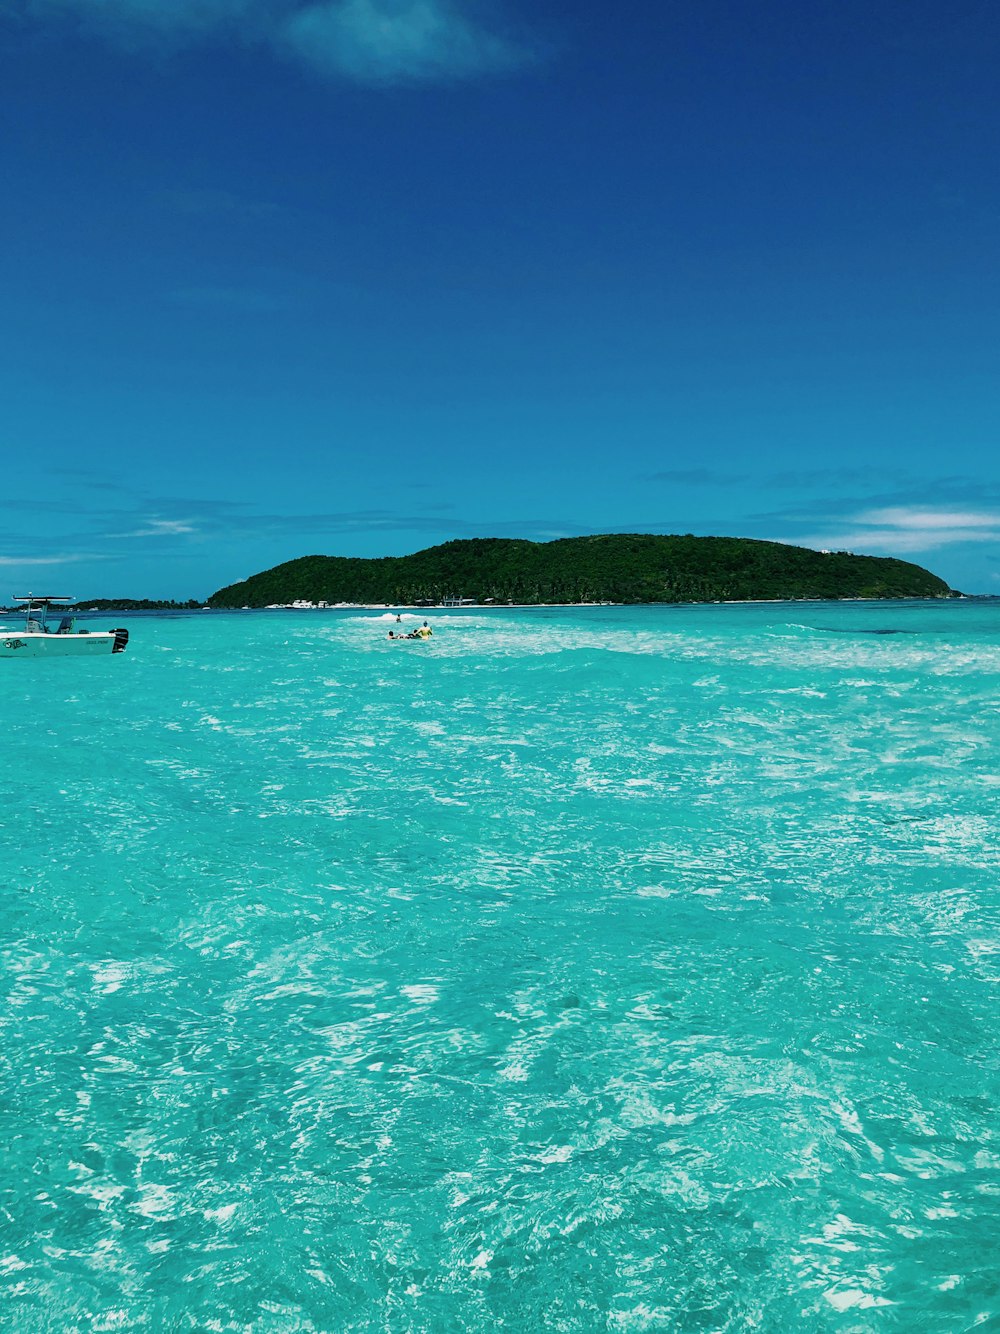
[2,600,999,1331]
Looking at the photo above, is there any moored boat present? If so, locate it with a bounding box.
[0,596,128,658]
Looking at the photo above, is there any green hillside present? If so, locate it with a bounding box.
[208,534,953,607]
[77,599,203,612]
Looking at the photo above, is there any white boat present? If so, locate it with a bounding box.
[0,596,129,658]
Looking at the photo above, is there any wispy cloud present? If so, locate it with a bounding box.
[748,475,1000,527]
[0,489,588,559]
[28,0,536,83]
[282,0,530,82]
[104,518,198,539]
[783,507,1000,556]
[0,553,108,566]
[857,507,1000,531]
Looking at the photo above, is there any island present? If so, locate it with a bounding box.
[74,599,204,612]
[207,535,954,608]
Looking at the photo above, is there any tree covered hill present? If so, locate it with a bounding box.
[76,599,203,612]
[207,535,953,607]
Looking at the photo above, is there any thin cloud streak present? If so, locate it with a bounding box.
[752,481,1000,526]
[0,553,110,566]
[780,507,1000,556]
[103,519,198,539]
[858,507,1000,531]
[790,528,1000,554]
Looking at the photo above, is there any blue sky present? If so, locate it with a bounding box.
[2,0,999,596]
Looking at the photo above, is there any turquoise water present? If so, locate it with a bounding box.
[3,601,999,1330]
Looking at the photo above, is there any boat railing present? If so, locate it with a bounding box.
[14,595,74,634]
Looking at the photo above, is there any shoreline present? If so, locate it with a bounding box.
[228,593,965,610]
[54,593,970,616]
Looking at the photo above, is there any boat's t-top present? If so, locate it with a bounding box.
[14,595,76,634]
[1,595,129,655]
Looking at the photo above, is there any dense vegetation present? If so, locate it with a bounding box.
[76,599,204,611]
[208,535,953,607]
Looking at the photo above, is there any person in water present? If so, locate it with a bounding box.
[388,624,431,640]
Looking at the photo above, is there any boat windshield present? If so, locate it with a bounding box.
[13,596,74,633]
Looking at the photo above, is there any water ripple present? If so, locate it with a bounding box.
[1,602,999,1329]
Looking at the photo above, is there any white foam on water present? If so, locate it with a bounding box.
[825,1289,894,1311]
[399,984,440,1005]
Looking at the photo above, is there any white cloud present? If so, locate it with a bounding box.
[0,553,106,566]
[105,519,197,539]
[795,528,1000,555]
[283,0,528,82]
[28,0,533,82]
[856,507,1000,531]
[789,508,1000,556]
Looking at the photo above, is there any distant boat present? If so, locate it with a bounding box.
[0,596,128,658]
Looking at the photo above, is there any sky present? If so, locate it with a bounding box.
[2,0,999,597]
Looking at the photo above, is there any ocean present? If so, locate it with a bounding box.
[2,600,998,1330]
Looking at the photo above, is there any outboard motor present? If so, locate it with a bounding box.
[112,628,129,653]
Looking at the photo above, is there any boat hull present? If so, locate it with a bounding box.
[0,631,122,657]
